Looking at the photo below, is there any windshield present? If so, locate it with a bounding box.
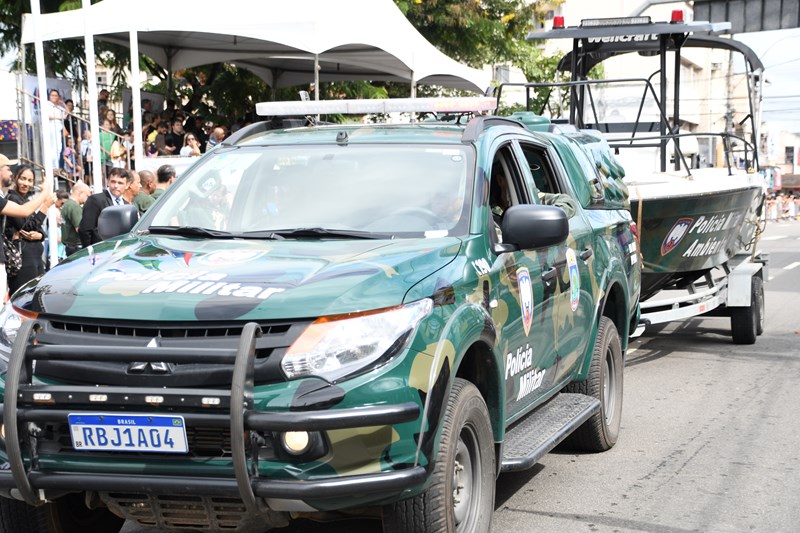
[144,144,473,238]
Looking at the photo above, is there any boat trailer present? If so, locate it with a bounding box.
[634,249,768,344]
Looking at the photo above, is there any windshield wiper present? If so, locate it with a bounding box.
[237,230,286,240]
[145,226,236,239]
[269,227,393,240]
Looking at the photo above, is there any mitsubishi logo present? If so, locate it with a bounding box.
[128,338,172,374]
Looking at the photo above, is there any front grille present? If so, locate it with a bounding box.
[49,319,292,338]
[31,316,311,387]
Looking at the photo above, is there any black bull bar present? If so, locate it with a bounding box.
[0,320,424,509]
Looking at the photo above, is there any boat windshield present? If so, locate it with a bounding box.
[143,144,473,239]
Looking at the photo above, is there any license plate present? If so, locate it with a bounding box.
[68,413,188,453]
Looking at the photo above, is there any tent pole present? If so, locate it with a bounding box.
[18,38,26,166]
[410,72,416,123]
[129,30,143,171]
[314,54,319,121]
[82,0,102,193]
[30,0,59,270]
[314,55,319,101]
[166,50,173,97]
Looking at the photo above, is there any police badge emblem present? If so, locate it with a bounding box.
[661,217,693,256]
[517,266,534,336]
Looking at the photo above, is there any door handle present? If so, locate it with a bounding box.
[541,267,557,283]
[579,248,593,260]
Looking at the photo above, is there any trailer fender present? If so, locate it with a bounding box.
[726,262,763,308]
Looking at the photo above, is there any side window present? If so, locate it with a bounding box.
[488,143,529,244]
[488,144,528,219]
[517,143,560,198]
[516,142,580,219]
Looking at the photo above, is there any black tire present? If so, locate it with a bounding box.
[754,276,765,336]
[565,316,623,452]
[0,493,124,533]
[382,379,495,533]
[731,276,763,345]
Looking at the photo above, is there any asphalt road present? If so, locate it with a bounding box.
[124,220,800,533]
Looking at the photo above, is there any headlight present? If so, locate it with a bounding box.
[282,299,433,383]
[0,302,37,359]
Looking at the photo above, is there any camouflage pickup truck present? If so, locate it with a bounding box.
[0,98,640,533]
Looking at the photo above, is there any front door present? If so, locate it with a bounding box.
[485,141,561,422]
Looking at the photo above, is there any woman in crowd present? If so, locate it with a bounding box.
[45,89,66,171]
[105,108,123,135]
[5,165,49,294]
[180,133,202,157]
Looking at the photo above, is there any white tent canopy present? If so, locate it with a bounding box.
[21,0,491,93]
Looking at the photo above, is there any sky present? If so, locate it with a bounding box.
[735,27,800,133]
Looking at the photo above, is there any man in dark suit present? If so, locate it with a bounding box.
[78,167,131,247]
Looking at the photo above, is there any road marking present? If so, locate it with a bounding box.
[786,262,800,271]
[761,235,786,241]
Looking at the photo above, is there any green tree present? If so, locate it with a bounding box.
[394,0,563,69]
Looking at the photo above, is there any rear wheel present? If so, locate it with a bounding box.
[382,378,495,533]
[565,316,623,452]
[731,276,763,345]
[0,493,124,533]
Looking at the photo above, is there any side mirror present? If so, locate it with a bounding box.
[98,204,139,240]
[500,204,569,250]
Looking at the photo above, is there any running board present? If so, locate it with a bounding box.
[500,393,600,473]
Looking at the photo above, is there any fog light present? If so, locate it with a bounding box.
[145,395,164,405]
[33,393,53,403]
[201,397,221,406]
[282,431,310,455]
[89,394,108,402]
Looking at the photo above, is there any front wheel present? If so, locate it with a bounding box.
[382,378,495,533]
[565,316,624,452]
[0,493,124,533]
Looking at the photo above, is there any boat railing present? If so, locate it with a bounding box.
[493,79,758,177]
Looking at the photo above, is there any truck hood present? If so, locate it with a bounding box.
[14,235,462,321]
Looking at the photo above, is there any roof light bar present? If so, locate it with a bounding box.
[581,16,651,27]
[256,97,497,117]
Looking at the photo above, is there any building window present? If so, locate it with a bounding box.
[786,146,795,165]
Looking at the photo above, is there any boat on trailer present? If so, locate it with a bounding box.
[494,12,768,343]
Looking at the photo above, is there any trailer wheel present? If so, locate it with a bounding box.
[382,379,495,533]
[754,275,765,336]
[0,494,124,533]
[731,276,763,345]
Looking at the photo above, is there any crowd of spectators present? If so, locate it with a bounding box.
[0,152,181,301]
[765,193,799,222]
[44,88,232,187]
[0,87,251,300]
